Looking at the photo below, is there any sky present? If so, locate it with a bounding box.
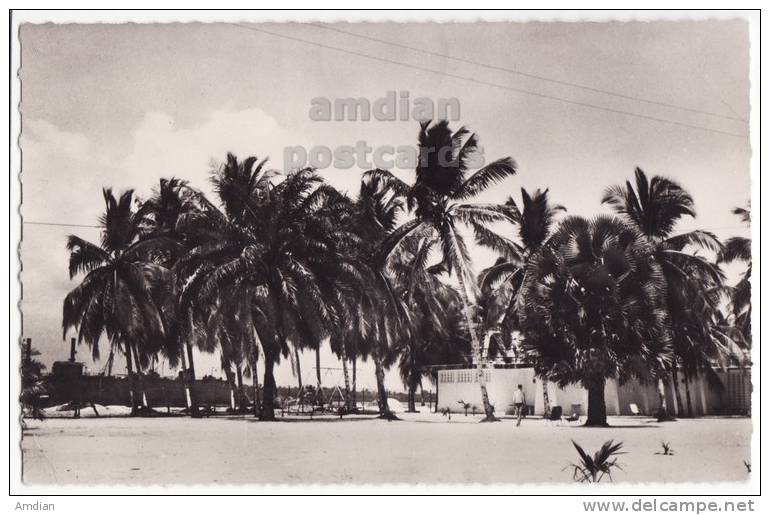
[18,19,751,393]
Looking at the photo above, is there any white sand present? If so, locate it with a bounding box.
[21,412,751,485]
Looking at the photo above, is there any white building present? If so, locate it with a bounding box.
[435,366,750,417]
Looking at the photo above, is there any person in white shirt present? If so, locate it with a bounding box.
[513,384,526,426]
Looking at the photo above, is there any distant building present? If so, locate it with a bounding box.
[434,365,751,417]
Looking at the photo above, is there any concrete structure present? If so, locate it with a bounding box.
[435,366,750,416]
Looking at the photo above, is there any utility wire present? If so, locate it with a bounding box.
[22,219,748,232]
[308,22,748,124]
[228,23,747,139]
[23,221,101,228]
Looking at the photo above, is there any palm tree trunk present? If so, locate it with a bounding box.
[294,345,303,392]
[185,342,196,377]
[236,364,244,389]
[315,346,323,405]
[341,348,352,410]
[407,382,417,412]
[656,377,671,421]
[125,343,137,416]
[132,343,149,413]
[542,379,551,418]
[371,340,397,420]
[250,356,260,417]
[185,342,200,417]
[684,370,694,417]
[585,377,608,427]
[455,269,497,422]
[351,357,357,408]
[221,354,244,411]
[235,364,246,412]
[106,348,114,377]
[671,365,684,417]
[260,353,277,421]
[223,361,236,411]
[434,371,439,412]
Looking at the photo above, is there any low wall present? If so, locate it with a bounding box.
[42,374,242,408]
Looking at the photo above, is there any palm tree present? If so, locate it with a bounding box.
[136,177,205,415]
[390,236,472,411]
[175,154,284,418]
[62,188,172,415]
[20,340,47,420]
[667,274,742,416]
[478,188,565,416]
[718,205,751,345]
[519,216,672,426]
[602,167,723,418]
[346,168,413,419]
[389,236,435,412]
[180,154,360,420]
[326,280,374,411]
[339,308,373,411]
[386,121,518,421]
[20,339,46,388]
[201,287,257,410]
[319,215,381,412]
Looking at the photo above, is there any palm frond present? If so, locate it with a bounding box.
[454,157,518,200]
[65,235,110,279]
[717,237,751,264]
[665,230,722,253]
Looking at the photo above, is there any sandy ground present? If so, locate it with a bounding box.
[21,412,751,485]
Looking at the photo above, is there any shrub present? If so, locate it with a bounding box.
[568,440,625,483]
[657,441,674,456]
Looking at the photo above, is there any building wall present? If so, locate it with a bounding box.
[712,368,752,415]
[436,367,750,416]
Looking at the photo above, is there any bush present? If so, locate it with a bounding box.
[568,440,625,483]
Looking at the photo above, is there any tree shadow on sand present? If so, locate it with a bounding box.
[238,415,379,423]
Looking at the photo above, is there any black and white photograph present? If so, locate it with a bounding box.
[8,8,761,502]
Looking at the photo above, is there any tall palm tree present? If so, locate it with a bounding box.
[174,154,274,418]
[136,177,205,415]
[62,188,172,415]
[346,168,413,419]
[386,121,518,421]
[602,167,723,418]
[478,188,565,415]
[519,216,672,426]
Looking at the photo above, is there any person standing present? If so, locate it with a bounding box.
[513,384,526,426]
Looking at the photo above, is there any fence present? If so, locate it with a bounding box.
[43,373,240,409]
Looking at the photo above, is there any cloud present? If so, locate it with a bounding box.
[23,119,94,162]
[122,108,308,196]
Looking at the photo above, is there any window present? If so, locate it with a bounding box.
[473,370,492,383]
[439,369,491,383]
